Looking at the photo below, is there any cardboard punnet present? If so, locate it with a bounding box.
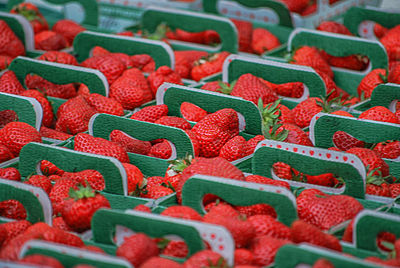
[344,6,400,39]
[350,83,400,112]
[0,11,34,52]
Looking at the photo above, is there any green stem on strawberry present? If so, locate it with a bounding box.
[68,184,96,200]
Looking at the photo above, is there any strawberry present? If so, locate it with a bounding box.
[166,28,205,44]
[366,182,391,197]
[20,254,64,268]
[230,73,278,105]
[87,93,124,116]
[175,50,209,66]
[0,145,14,163]
[0,167,20,181]
[147,66,183,95]
[184,250,226,268]
[141,184,173,199]
[117,31,134,37]
[11,3,48,34]
[50,178,79,216]
[159,240,188,258]
[62,184,110,232]
[248,215,291,239]
[130,54,155,72]
[61,169,105,191]
[250,235,291,266]
[290,220,342,251]
[111,52,134,69]
[25,74,77,99]
[40,127,73,140]
[292,97,323,128]
[122,163,144,195]
[300,3,316,16]
[390,183,400,198]
[317,21,352,36]
[0,121,41,155]
[374,23,389,39]
[251,28,281,55]
[0,55,12,70]
[380,25,400,61]
[35,30,67,51]
[52,216,72,232]
[234,249,254,266]
[0,70,25,95]
[141,257,182,268]
[155,116,191,130]
[116,233,159,267]
[0,224,6,247]
[81,55,125,85]
[55,96,97,134]
[40,160,64,176]
[185,130,200,157]
[290,46,333,79]
[246,135,265,155]
[21,89,54,127]
[130,104,169,122]
[74,133,129,163]
[133,204,151,213]
[38,50,78,65]
[268,81,304,98]
[180,102,208,122]
[191,109,239,157]
[259,99,295,127]
[388,62,400,84]
[191,52,230,81]
[92,46,110,57]
[174,53,192,79]
[313,259,335,268]
[42,227,84,247]
[77,83,91,98]
[0,200,26,220]
[110,130,152,155]
[24,174,52,194]
[201,81,232,93]
[315,70,349,101]
[357,69,387,99]
[52,19,85,45]
[1,220,31,245]
[219,135,248,161]
[320,51,369,71]
[280,0,309,13]
[148,140,172,159]
[245,174,290,190]
[275,123,313,146]
[161,206,202,221]
[358,106,399,124]
[231,18,253,53]
[373,140,400,159]
[0,20,25,58]
[332,131,365,151]
[110,68,153,110]
[0,110,18,129]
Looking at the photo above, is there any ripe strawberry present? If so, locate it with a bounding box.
[184,250,226,268]
[251,28,281,55]
[62,185,110,232]
[246,135,265,155]
[317,21,352,36]
[111,52,134,69]
[266,81,304,98]
[20,254,64,268]
[155,116,191,130]
[192,109,239,157]
[313,259,335,268]
[374,23,389,39]
[180,102,208,122]
[147,66,183,95]
[280,0,310,13]
[74,133,129,163]
[141,184,173,199]
[38,50,78,65]
[191,52,230,81]
[24,175,52,194]
[234,249,254,266]
[141,256,182,268]
[332,131,365,151]
[40,127,73,140]
[0,20,25,58]
[365,256,400,267]
[40,160,64,176]
[291,220,342,251]
[121,163,144,195]
[0,121,41,155]
[81,55,125,85]
[148,140,172,159]
[231,18,253,53]
[0,199,26,220]
[175,50,209,66]
[0,167,20,181]
[35,30,67,51]
[0,145,14,163]
[21,89,54,127]
[358,106,399,124]
[0,55,12,70]
[159,240,188,258]
[133,204,151,213]
[389,62,400,84]
[260,99,295,127]
[201,81,232,93]
[86,93,124,116]
[373,140,400,159]
[42,227,84,247]
[276,123,313,146]
[116,233,159,267]
[110,130,151,155]
[25,74,77,99]
[0,109,18,129]
[130,54,155,72]
[55,96,97,134]
[320,51,369,71]
[245,174,290,190]
[390,183,400,198]
[248,215,291,239]
[1,220,31,245]
[231,73,278,105]
[292,97,323,128]
[50,178,79,215]
[250,235,291,266]
[52,216,72,232]
[366,182,391,197]
[52,19,85,45]
[219,135,248,161]
[166,28,205,44]
[161,206,202,221]
[62,169,105,191]
[291,46,333,79]
[174,53,192,79]
[380,25,400,61]
[0,70,25,95]
[11,3,48,34]
[130,105,168,123]
[357,69,387,99]
[92,46,110,57]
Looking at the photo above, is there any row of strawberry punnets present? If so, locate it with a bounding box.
[0,1,400,267]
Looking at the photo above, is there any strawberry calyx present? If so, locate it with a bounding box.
[68,184,96,200]
[378,72,389,84]
[167,155,193,174]
[193,53,220,66]
[216,80,236,95]
[161,181,176,192]
[316,91,347,113]
[258,98,284,129]
[12,6,43,23]
[156,237,171,250]
[143,22,170,41]
[259,98,289,141]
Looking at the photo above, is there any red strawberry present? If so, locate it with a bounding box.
[260,99,295,127]
[0,55,12,70]
[21,89,54,127]
[185,130,200,157]
[87,93,124,116]
[147,66,183,95]
[130,54,155,72]
[201,81,232,93]
[390,183,400,198]
[245,174,290,190]
[74,133,129,163]
[246,135,265,155]
[277,123,313,146]
[155,116,191,130]
[251,28,281,55]
[116,233,159,267]
[111,52,134,69]
[130,105,169,122]
[389,62,400,84]
[0,200,26,220]
[55,96,97,134]
[357,69,387,99]
[184,250,226,268]
[52,216,72,232]
[0,20,25,58]
[191,52,230,81]
[0,70,25,95]
[122,163,144,195]
[148,140,172,159]
[62,169,105,191]
[250,235,291,266]
[38,50,78,65]
[42,227,84,247]
[0,110,18,129]
[52,19,85,45]
[374,23,389,39]
[40,127,73,140]
[141,256,182,268]
[25,74,77,99]
[174,50,208,66]
[291,220,342,251]
[92,46,110,57]
[231,18,253,53]
[167,28,206,44]
[180,102,208,122]
[271,81,304,98]
[320,51,369,71]
[317,21,352,35]
[0,167,20,181]
[0,145,14,163]
[110,130,152,155]
[248,215,291,239]
[1,220,31,244]
[313,259,335,268]
[142,185,173,199]
[0,121,41,155]
[373,140,400,159]
[81,55,125,85]
[62,185,110,232]
[24,175,52,194]
[160,205,202,221]
[234,249,254,266]
[380,25,400,61]
[291,46,333,79]
[292,97,323,128]
[161,240,188,258]
[20,254,64,268]
[280,0,309,13]
[35,30,67,51]
[11,3,48,34]
[358,106,399,124]
[49,178,79,215]
[237,204,277,219]
[366,182,391,197]
[133,204,151,213]
[219,135,248,161]
[174,53,192,79]
[332,131,365,151]
[231,73,278,105]
[40,160,64,176]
